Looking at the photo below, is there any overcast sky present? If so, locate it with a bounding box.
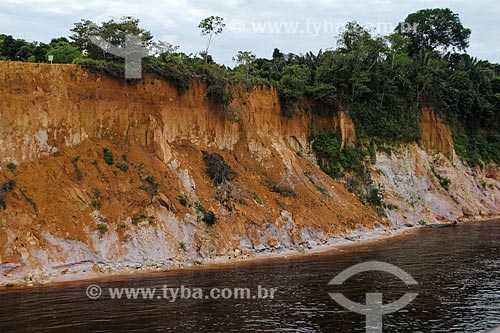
[1,0,499,65]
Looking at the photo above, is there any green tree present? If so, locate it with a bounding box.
[318,22,386,104]
[15,44,34,62]
[279,64,311,116]
[198,16,225,63]
[48,43,81,63]
[32,42,51,62]
[49,37,71,48]
[70,19,102,58]
[100,16,153,47]
[397,8,471,58]
[0,35,32,61]
[70,16,153,60]
[233,50,256,84]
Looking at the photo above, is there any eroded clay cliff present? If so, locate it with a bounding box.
[0,62,498,285]
[0,62,382,284]
[374,108,500,226]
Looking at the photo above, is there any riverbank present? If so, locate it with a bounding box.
[2,216,498,289]
[3,214,499,333]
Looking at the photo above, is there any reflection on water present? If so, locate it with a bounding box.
[1,220,499,332]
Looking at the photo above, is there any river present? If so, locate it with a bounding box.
[1,220,499,332]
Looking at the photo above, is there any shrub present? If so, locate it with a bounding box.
[2,180,15,192]
[76,58,126,79]
[191,201,217,226]
[386,203,399,210]
[350,102,421,145]
[431,167,451,191]
[132,214,148,225]
[146,175,158,187]
[71,156,83,180]
[97,224,108,234]
[177,196,188,206]
[115,163,129,172]
[438,176,451,191]
[366,188,384,207]
[90,188,101,209]
[312,131,369,180]
[0,180,15,210]
[202,210,216,226]
[205,83,232,107]
[312,131,343,178]
[145,59,192,94]
[340,146,368,178]
[269,183,296,197]
[6,163,16,172]
[103,148,114,165]
[202,152,237,185]
[91,199,101,209]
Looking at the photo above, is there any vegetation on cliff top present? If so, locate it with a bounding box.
[0,9,499,165]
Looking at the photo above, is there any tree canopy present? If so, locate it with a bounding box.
[70,16,153,61]
[198,16,225,62]
[397,8,472,56]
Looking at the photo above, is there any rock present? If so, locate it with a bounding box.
[239,238,253,250]
[18,248,30,261]
[435,215,446,221]
[26,232,39,246]
[462,206,478,217]
[485,164,498,180]
[268,238,280,249]
[5,283,14,288]
[199,245,210,259]
[215,247,226,256]
[254,244,267,252]
[157,192,171,208]
[91,264,99,273]
[137,220,150,228]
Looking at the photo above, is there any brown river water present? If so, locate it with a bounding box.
[0,219,499,332]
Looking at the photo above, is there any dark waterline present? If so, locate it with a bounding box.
[1,220,499,332]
